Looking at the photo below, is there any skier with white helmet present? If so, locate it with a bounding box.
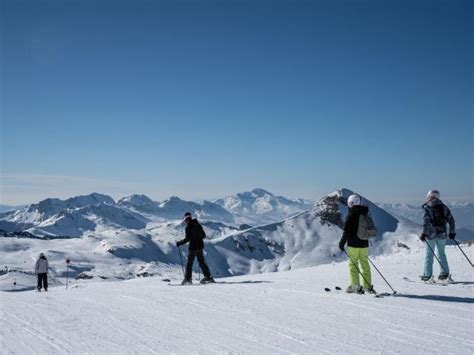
[35,252,49,292]
[420,190,456,282]
[339,194,376,294]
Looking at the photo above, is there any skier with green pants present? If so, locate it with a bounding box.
[339,194,375,294]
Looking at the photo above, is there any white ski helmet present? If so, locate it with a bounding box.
[426,190,440,201]
[347,194,362,207]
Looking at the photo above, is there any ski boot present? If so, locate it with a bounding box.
[421,275,434,283]
[363,285,376,294]
[438,274,454,284]
[181,279,192,285]
[346,285,364,294]
[200,276,215,284]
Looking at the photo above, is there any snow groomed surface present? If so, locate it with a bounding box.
[2,246,473,354]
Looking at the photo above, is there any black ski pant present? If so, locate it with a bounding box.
[37,273,48,290]
[185,249,211,281]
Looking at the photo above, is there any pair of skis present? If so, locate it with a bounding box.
[403,276,454,286]
[167,280,217,286]
[324,286,393,298]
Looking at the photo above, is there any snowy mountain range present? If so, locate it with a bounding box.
[117,194,235,223]
[214,188,313,225]
[0,189,312,237]
[0,188,472,286]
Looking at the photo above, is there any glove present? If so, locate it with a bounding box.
[449,233,456,240]
[339,241,345,251]
[176,241,181,247]
[420,234,427,242]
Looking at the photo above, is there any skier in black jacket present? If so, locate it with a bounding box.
[177,212,215,285]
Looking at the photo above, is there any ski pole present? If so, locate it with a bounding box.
[453,239,473,267]
[424,240,450,275]
[367,257,397,294]
[342,249,373,292]
[177,246,185,278]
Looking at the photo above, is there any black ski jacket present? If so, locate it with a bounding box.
[339,205,370,249]
[177,219,206,251]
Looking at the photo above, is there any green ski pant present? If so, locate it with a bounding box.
[347,247,372,287]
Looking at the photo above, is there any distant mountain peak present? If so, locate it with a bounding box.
[163,196,187,205]
[215,189,313,226]
[119,194,155,204]
[250,188,274,196]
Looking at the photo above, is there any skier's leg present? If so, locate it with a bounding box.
[37,274,41,291]
[423,239,435,277]
[436,239,450,276]
[358,247,372,288]
[43,274,48,291]
[196,250,211,278]
[185,250,196,281]
[347,247,360,286]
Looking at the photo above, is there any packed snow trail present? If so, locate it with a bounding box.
[1,247,473,354]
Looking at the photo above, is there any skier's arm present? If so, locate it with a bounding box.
[35,260,39,273]
[177,228,191,246]
[421,207,432,236]
[46,260,49,273]
[445,206,456,234]
[339,216,351,249]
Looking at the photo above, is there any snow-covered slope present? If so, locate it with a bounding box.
[26,204,147,238]
[206,188,402,277]
[214,188,313,225]
[0,193,116,229]
[1,246,473,354]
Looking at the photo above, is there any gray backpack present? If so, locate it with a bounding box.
[357,214,377,240]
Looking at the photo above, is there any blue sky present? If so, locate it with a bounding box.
[1,0,473,205]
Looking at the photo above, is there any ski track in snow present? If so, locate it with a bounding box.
[1,247,473,354]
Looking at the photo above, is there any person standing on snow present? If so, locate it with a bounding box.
[176,212,215,285]
[35,253,49,292]
[420,190,456,281]
[339,194,376,294]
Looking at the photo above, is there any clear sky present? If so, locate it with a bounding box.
[1,0,473,205]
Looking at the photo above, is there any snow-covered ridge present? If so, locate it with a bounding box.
[206,188,401,276]
[0,189,312,237]
[214,188,314,225]
[1,188,469,286]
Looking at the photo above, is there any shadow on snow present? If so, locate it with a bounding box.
[396,294,474,304]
